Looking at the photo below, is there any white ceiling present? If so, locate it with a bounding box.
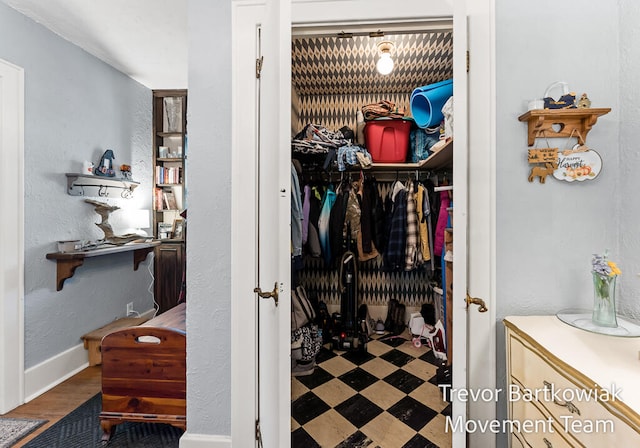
[2,0,187,89]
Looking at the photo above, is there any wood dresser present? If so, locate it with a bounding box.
[99,303,186,440]
[504,315,640,447]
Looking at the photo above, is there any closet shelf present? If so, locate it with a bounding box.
[518,108,611,146]
[369,138,452,170]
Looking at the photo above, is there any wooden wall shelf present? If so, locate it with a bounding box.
[518,108,611,146]
[66,173,139,198]
[46,241,160,291]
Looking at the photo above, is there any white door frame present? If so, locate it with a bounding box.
[0,58,25,414]
[230,1,497,446]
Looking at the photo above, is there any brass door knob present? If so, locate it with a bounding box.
[466,292,488,312]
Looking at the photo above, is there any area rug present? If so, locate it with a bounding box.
[0,417,46,448]
[23,394,183,448]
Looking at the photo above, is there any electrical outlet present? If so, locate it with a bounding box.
[126,302,134,316]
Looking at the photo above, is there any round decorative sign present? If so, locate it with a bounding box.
[553,145,602,182]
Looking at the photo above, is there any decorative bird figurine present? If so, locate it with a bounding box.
[94,149,116,177]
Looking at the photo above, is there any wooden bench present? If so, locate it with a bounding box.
[81,316,150,366]
[99,303,186,440]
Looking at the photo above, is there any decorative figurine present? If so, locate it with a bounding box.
[528,161,558,184]
[94,149,116,177]
[120,164,132,180]
[85,199,141,245]
[576,93,592,109]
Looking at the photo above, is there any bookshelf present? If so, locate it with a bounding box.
[152,90,187,313]
[152,90,187,240]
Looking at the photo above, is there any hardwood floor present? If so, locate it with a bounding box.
[2,366,102,447]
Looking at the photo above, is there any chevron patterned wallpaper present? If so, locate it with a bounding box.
[292,33,453,96]
[296,93,410,136]
[298,254,441,310]
[292,32,453,133]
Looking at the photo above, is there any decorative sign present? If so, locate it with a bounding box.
[553,145,602,182]
[528,147,558,164]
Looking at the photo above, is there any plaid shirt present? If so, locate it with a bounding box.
[384,189,407,271]
[405,181,423,270]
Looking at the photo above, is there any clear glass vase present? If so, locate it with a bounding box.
[592,272,618,327]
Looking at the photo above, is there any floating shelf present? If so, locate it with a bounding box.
[46,241,160,291]
[518,108,611,146]
[66,173,140,198]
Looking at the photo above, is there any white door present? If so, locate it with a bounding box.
[231,1,496,447]
[0,58,25,414]
[458,1,497,447]
[231,1,292,447]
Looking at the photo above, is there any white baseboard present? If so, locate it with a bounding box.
[179,432,232,448]
[140,307,158,320]
[24,343,88,402]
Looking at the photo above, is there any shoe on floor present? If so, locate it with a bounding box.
[291,360,316,377]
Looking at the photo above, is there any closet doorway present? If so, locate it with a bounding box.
[290,21,456,448]
[230,1,496,447]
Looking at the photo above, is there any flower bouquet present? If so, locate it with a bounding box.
[591,252,621,327]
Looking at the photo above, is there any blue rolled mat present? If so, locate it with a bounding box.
[410,79,453,128]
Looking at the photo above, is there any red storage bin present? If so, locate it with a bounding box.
[364,119,412,163]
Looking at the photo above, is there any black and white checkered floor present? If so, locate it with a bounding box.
[291,331,452,448]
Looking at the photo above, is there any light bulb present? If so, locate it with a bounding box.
[376,52,394,75]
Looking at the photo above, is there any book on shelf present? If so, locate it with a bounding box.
[154,188,164,210]
[163,191,178,210]
[155,166,182,185]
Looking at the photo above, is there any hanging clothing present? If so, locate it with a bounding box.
[318,187,336,266]
[302,185,311,245]
[370,178,387,254]
[344,185,361,240]
[384,187,407,271]
[341,182,377,263]
[416,183,433,265]
[329,183,349,266]
[405,180,423,271]
[433,189,451,257]
[306,186,323,257]
[291,163,303,258]
[360,178,374,253]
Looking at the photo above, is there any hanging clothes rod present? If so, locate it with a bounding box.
[434,185,454,192]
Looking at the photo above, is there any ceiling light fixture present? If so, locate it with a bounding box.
[376,41,394,75]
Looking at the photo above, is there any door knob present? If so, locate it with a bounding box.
[254,282,279,306]
[466,292,488,312]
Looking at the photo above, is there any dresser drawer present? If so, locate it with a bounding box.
[511,396,575,448]
[510,432,525,448]
[508,329,640,446]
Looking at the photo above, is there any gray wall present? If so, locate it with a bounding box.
[495,0,623,443]
[0,2,153,368]
[619,0,640,319]
[186,0,232,435]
